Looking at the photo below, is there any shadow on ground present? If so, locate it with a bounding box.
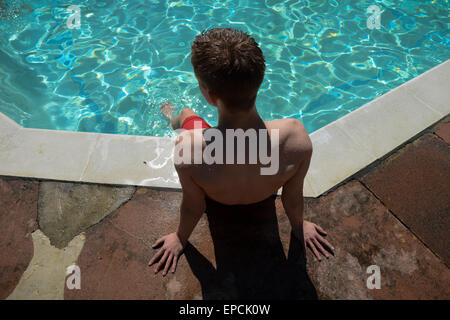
[185,195,317,300]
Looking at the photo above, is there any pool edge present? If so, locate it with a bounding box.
[1,59,449,197]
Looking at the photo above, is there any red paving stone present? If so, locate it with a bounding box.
[360,134,450,265]
[0,177,39,299]
[303,180,450,300]
[434,121,450,144]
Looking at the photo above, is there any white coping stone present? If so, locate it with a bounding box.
[0,112,21,132]
[307,122,376,196]
[403,60,450,116]
[80,133,180,188]
[304,60,449,196]
[0,59,449,197]
[0,112,21,152]
[0,128,99,182]
[338,85,442,158]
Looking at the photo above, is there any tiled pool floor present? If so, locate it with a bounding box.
[1,116,449,300]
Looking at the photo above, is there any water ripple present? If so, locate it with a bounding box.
[0,0,448,135]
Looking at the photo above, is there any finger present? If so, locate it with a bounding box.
[152,237,165,248]
[312,238,329,258]
[314,224,327,235]
[171,255,179,273]
[148,248,164,266]
[155,251,169,273]
[163,254,173,276]
[317,234,335,252]
[307,239,321,261]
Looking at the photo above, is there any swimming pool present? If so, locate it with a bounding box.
[0,0,448,137]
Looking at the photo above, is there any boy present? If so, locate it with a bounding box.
[149,28,333,276]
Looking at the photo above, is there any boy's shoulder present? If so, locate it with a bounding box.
[266,118,312,153]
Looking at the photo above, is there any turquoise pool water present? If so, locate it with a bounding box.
[0,0,448,136]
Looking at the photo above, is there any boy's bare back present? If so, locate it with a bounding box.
[175,118,312,205]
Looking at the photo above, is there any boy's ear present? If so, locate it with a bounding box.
[199,84,219,107]
[207,91,219,106]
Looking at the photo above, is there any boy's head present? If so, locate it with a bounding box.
[191,28,266,112]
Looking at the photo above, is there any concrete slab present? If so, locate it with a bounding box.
[7,230,85,300]
[38,181,135,248]
[307,123,375,196]
[0,111,20,138]
[0,128,99,182]
[302,180,449,299]
[0,177,38,299]
[334,85,442,160]
[360,134,450,265]
[403,60,450,116]
[79,134,180,188]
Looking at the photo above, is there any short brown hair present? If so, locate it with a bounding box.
[191,28,265,111]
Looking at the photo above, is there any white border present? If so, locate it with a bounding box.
[1,60,449,197]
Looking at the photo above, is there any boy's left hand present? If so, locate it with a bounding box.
[303,221,334,261]
[148,232,185,276]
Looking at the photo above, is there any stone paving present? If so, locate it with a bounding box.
[0,116,449,300]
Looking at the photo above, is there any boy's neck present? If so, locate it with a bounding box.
[217,104,264,130]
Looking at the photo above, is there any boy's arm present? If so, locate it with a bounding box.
[281,138,334,260]
[148,163,206,276]
[281,148,311,239]
[176,166,206,245]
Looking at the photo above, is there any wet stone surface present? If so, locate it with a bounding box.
[0,177,38,299]
[38,181,135,248]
